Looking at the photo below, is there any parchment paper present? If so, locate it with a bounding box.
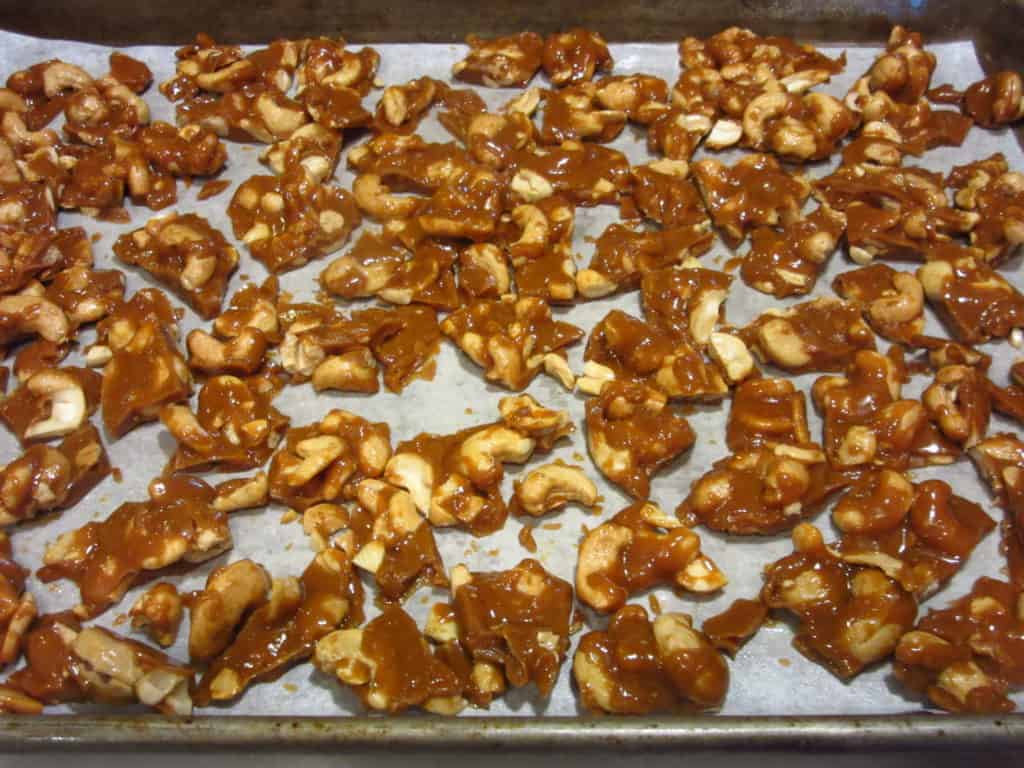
[1,29,1021,716]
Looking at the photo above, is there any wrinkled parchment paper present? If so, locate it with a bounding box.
[1,29,1022,716]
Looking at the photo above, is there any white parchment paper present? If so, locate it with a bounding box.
[1,30,1022,717]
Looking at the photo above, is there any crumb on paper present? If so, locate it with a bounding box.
[283,683,299,693]
[280,509,298,524]
[648,594,662,615]
[464,407,474,415]
[541,523,562,531]
[111,468,123,483]
[778,658,792,668]
[486,548,499,558]
[519,526,538,553]
[113,613,128,626]
[572,452,585,462]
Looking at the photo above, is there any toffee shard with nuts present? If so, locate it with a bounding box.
[576,501,725,614]
[315,604,466,714]
[349,479,447,603]
[832,473,995,599]
[678,442,844,535]
[94,288,191,439]
[160,373,289,473]
[441,295,583,391]
[970,433,1024,588]
[0,424,110,527]
[112,212,238,320]
[812,349,961,471]
[581,309,727,401]
[267,409,391,512]
[762,523,917,679]
[894,577,1024,713]
[450,558,573,698]
[574,605,729,714]
[195,547,363,705]
[385,394,571,536]
[37,474,249,618]
[187,276,280,376]
[586,381,695,499]
[0,531,36,668]
[946,153,1024,266]
[0,366,102,445]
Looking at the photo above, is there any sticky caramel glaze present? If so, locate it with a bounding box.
[681,28,844,77]
[574,605,728,714]
[640,266,732,345]
[702,598,767,656]
[509,142,629,205]
[586,381,695,499]
[7,613,82,702]
[691,155,809,245]
[227,165,361,273]
[454,558,572,695]
[196,548,362,705]
[164,374,289,473]
[357,606,462,712]
[107,52,152,92]
[832,263,924,343]
[726,379,810,452]
[584,223,714,292]
[539,84,626,145]
[137,122,228,178]
[299,39,379,96]
[541,28,612,87]
[963,72,1024,127]
[629,165,708,228]
[37,475,230,618]
[969,434,1024,588]
[579,502,721,612]
[835,476,995,598]
[927,83,964,105]
[353,305,442,393]
[268,413,390,511]
[113,214,238,320]
[894,577,1024,713]
[740,207,844,298]
[0,424,111,527]
[678,447,847,535]
[0,367,101,444]
[923,245,1024,343]
[395,426,508,535]
[301,84,372,130]
[97,289,190,438]
[762,525,917,679]
[586,309,676,379]
[215,276,280,343]
[0,182,58,234]
[454,33,544,88]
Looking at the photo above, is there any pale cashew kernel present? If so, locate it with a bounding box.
[514,463,598,516]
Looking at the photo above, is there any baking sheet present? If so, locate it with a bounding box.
[1,29,1022,718]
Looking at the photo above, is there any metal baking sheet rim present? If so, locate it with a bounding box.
[1,713,1022,751]
[2,0,1024,751]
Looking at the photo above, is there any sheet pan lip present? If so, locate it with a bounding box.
[1,713,1022,751]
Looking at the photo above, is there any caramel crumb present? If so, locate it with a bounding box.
[778,658,791,667]
[197,178,231,200]
[283,683,298,693]
[464,407,474,415]
[111,468,123,483]
[518,526,538,553]
[285,543,293,551]
[541,523,562,531]
[648,594,662,615]
[113,613,128,627]
[90,233,102,243]
[280,508,298,524]
[572,451,585,462]
[486,548,500,558]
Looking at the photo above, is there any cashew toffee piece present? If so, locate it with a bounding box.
[3,23,1024,720]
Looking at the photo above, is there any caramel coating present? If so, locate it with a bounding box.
[585,381,695,499]
[0,424,110,527]
[453,33,544,88]
[679,443,842,535]
[452,558,572,697]
[574,605,729,714]
[894,578,1024,713]
[441,296,582,391]
[762,523,917,679]
[541,29,613,87]
[195,548,363,705]
[576,501,724,613]
[0,531,36,667]
[113,213,238,320]
[970,434,1024,588]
